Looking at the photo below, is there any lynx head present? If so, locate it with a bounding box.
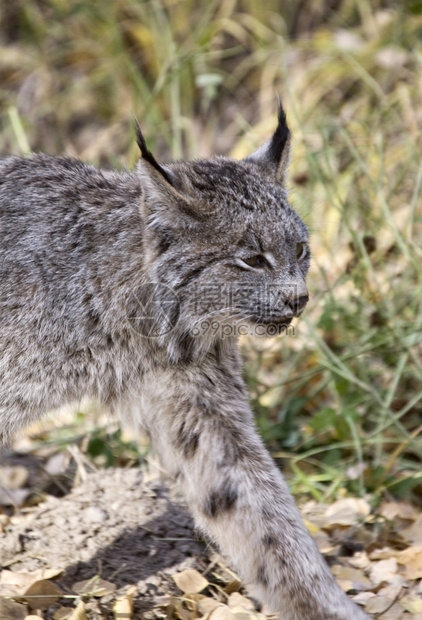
[134,104,310,357]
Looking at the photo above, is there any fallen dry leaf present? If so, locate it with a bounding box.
[370,558,406,588]
[377,584,403,600]
[173,569,209,594]
[0,598,28,620]
[68,600,88,620]
[400,517,422,545]
[72,576,116,597]
[53,606,74,619]
[401,595,422,614]
[227,592,255,611]
[0,570,35,589]
[0,584,24,598]
[324,498,371,527]
[22,579,62,610]
[0,568,62,589]
[348,551,371,570]
[0,465,28,488]
[331,564,372,590]
[205,605,236,620]
[197,598,223,616]
[0,487,30,506]
[397,544,422,579]
[34,568,63,581]
[369,547,398,561]
[45,451,70,476]
[0,513,10,532]
[365,596,396,614]
[174,599,194,620]
[379,502,419,522]
[183,592,206,612]
[373,602,406,620]
[113,596,132,619]
[223,579,242,594]
[303,518,320,535]
[113,584,137,619]
[352,592,375,605]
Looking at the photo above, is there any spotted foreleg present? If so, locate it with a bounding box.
[143,364,369,620]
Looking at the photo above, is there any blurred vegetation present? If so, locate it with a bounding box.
[1,0,421,504]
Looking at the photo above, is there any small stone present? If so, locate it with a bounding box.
[83,507,108,523]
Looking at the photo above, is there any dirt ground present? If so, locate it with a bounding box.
[1,451,422,620]
[0,462,214,619]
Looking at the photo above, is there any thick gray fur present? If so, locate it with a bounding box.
[0,109,369,619]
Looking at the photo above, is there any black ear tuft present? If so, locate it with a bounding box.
[134,120,174,186]
[267,98,290,168]
[244,98,291,184]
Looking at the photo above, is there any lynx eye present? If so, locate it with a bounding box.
[240,255,269,269]
[296,242,307,261]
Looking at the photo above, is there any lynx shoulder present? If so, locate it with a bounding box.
[0,107,369,619]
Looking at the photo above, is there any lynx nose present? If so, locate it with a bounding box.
[286,280,309,316]
[287,293,309,315]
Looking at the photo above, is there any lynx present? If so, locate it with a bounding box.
[0,106,369,619]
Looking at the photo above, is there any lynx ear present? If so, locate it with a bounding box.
[245,101,291,184]
[135,122,178,188]
[135,123,200,229]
